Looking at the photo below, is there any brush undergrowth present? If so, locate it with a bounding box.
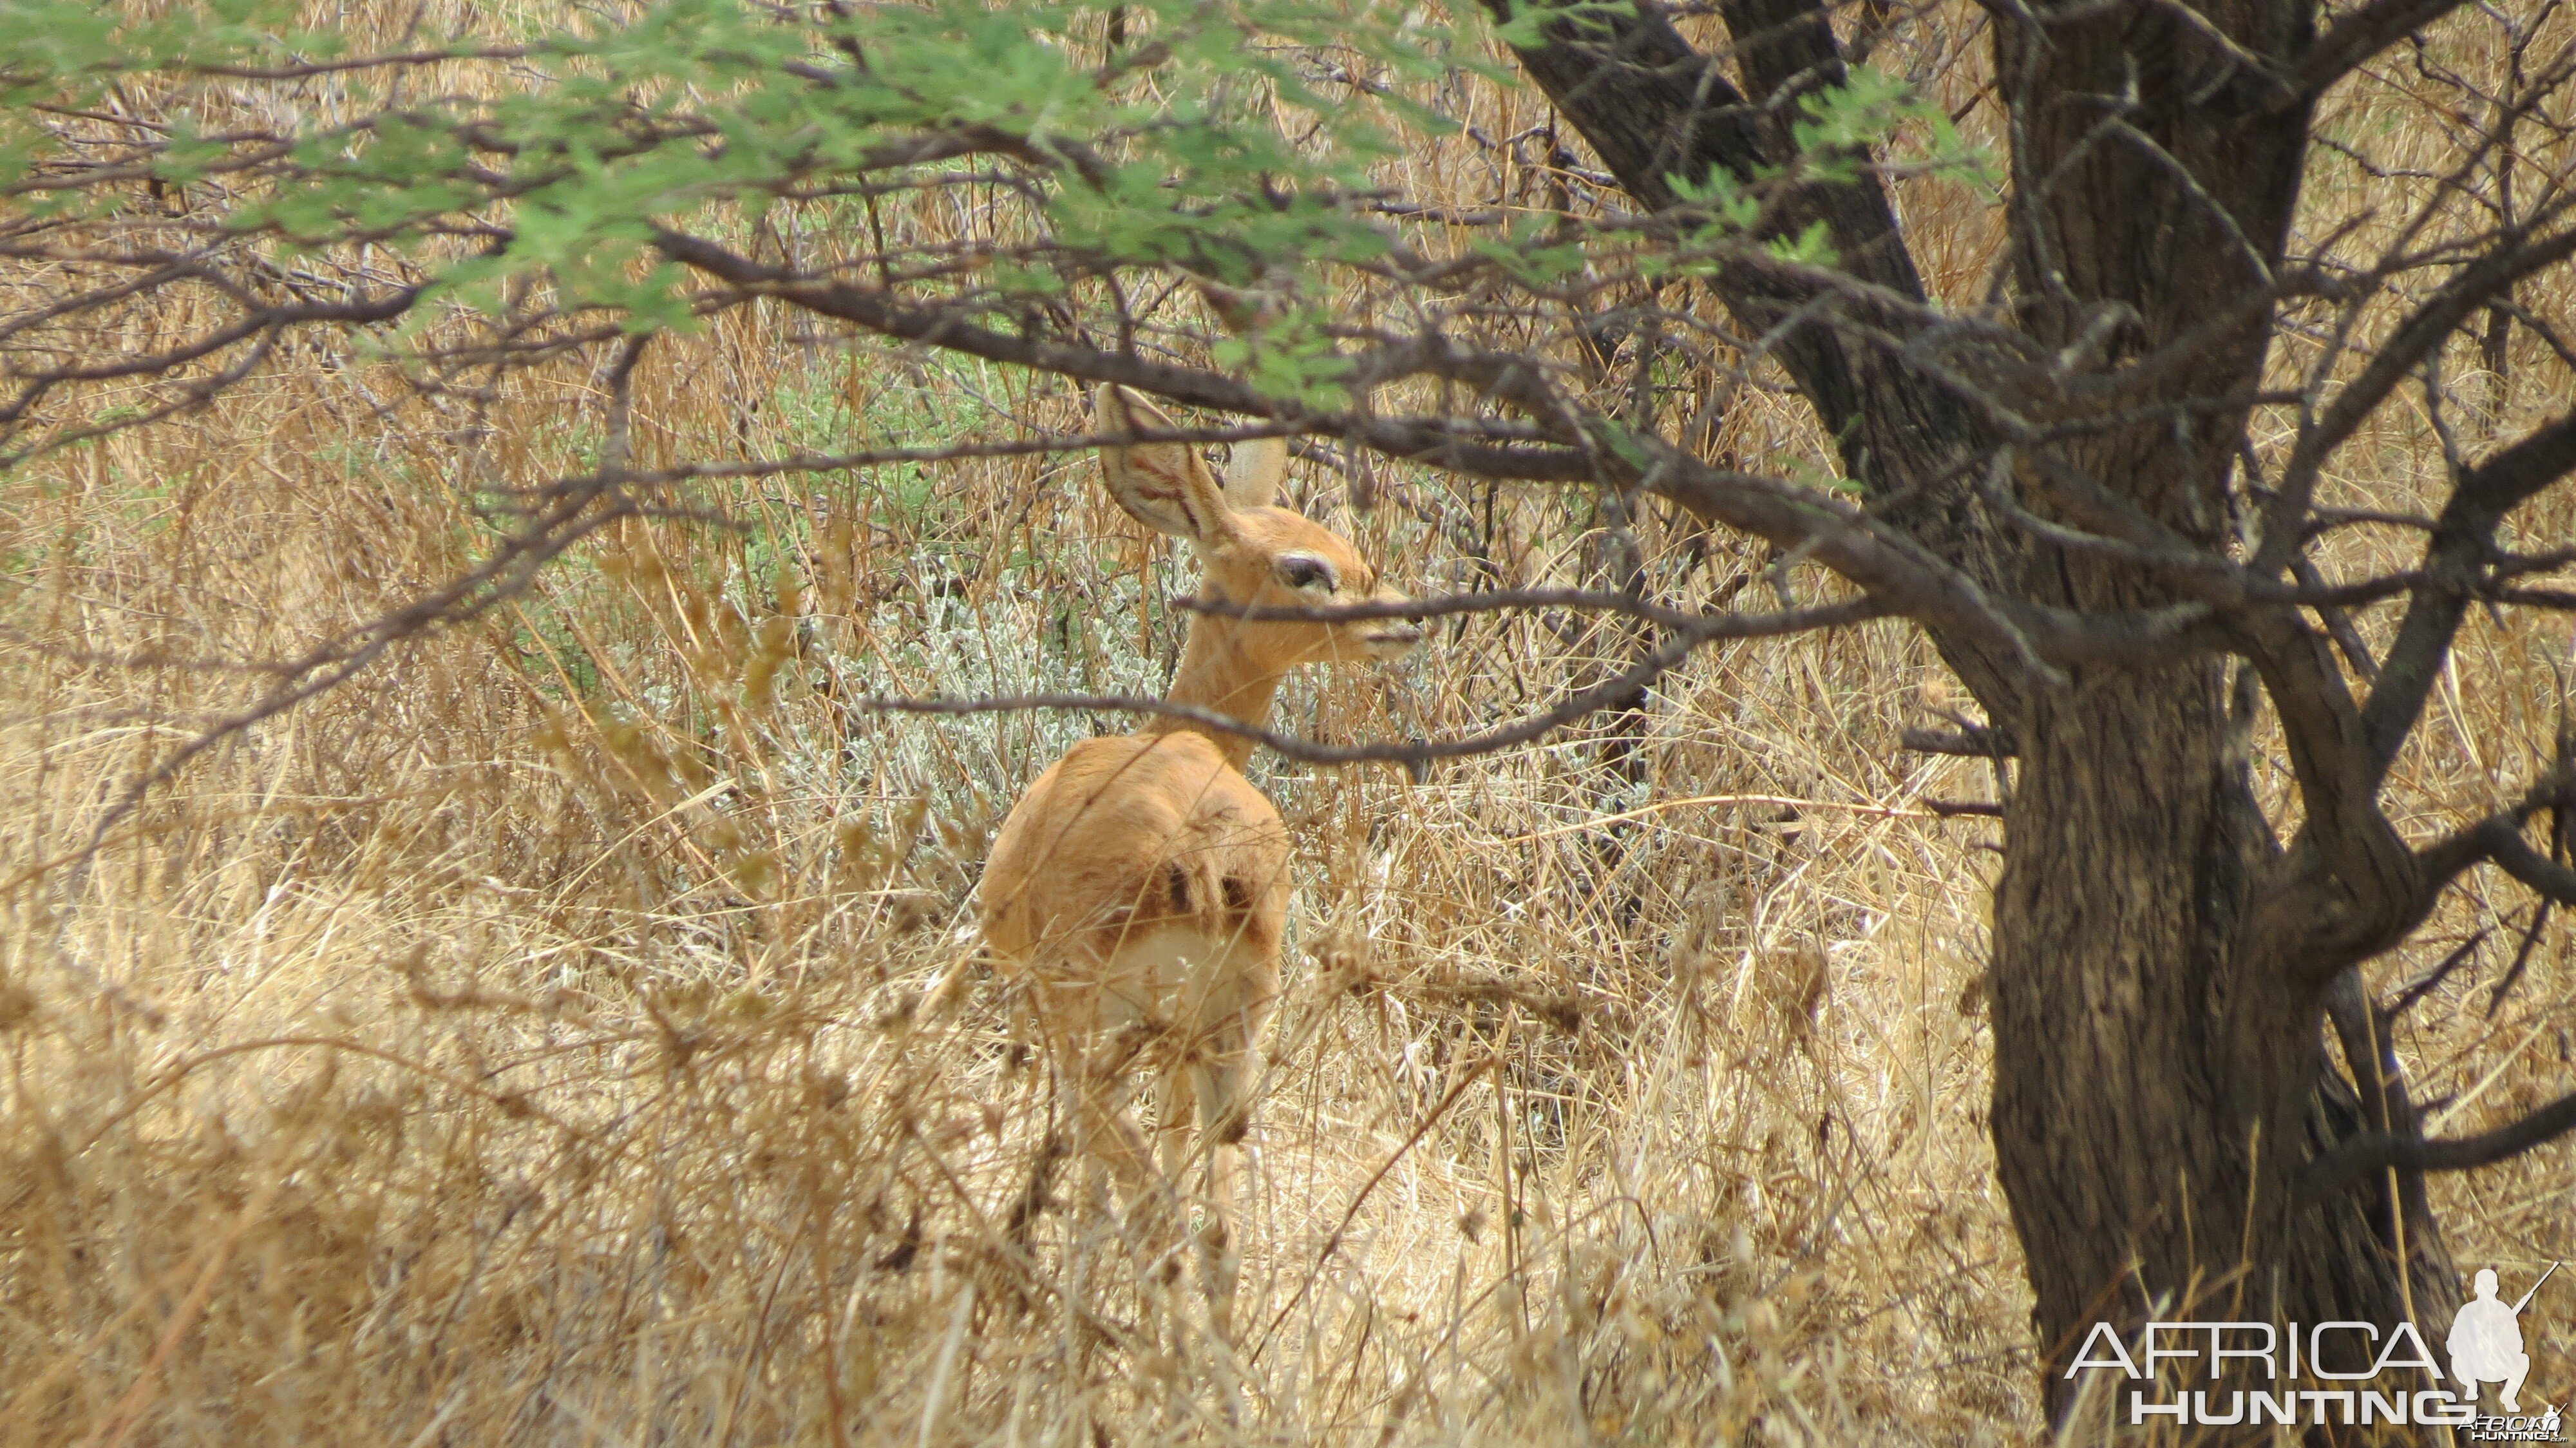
[2,4,2570,1445]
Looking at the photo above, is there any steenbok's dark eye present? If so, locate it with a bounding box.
[1274,555,1337,592]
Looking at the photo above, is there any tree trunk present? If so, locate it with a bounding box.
[1991,662,2461,1420]
[1490,0,2465,1431]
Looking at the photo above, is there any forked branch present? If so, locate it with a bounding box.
[2301,1089,2576,1201]
[2418,803,2576,908]
[2290,0,2478,99]
[2363,408,2576,780]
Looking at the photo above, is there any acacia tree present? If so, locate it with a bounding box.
[1491,0,2576,1415]
[3,0,2571,1427]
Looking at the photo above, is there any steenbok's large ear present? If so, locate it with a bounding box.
[1094,385,1236,545]
[1222,436,1287,510]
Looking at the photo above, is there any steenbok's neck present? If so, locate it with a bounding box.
[1144,610,1285,773]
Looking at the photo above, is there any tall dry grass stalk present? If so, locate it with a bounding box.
[2,3,2569,1443]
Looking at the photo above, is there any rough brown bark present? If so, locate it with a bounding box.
[1980,6,2461,1420]
[1488,0,2467,1430]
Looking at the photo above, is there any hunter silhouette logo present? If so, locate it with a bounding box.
[2452,1264,2550,1412]
[2063,1261,2563,1435]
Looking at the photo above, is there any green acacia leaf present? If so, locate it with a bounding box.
[3,0,1493,374]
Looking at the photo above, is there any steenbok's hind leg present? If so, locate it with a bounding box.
[1186,1018,1266,1336]
[1064,1040,1153,1197]
[1027,975,1164,1246]
[1153,1064,1198,1190]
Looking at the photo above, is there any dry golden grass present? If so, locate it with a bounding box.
[2,5,2571,1445]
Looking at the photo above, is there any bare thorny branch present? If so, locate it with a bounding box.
[856,595,1888,767]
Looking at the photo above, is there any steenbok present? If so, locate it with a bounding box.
[977,384,1417,1327]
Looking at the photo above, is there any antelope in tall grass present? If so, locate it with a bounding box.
[977,384,1419,1325]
